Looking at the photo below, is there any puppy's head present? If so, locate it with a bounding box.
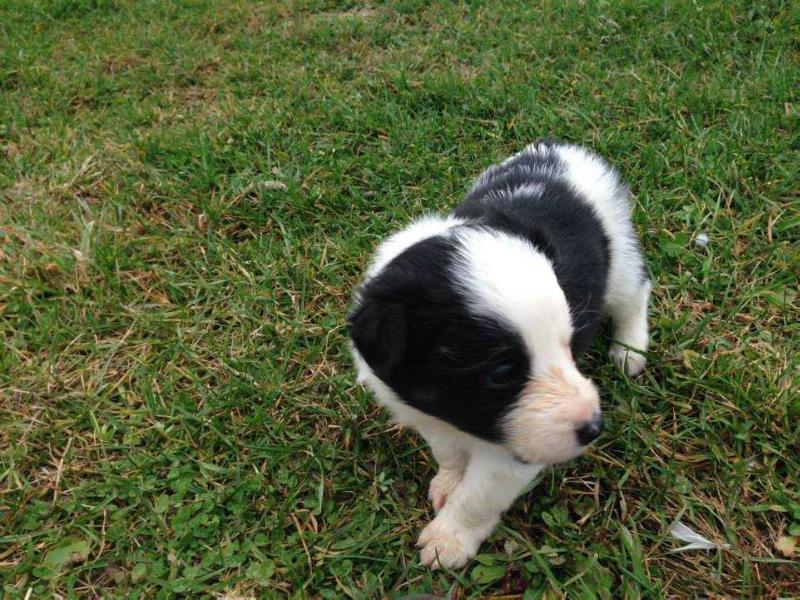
[349,226,601,465]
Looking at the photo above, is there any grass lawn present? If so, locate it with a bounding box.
[1,0,798,597]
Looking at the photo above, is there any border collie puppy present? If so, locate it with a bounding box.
[348,140,650,569]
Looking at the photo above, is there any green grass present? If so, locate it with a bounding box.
[1,0,797,597]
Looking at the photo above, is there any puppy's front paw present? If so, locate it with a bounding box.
[417,516,479,569]
[428,468,462,512]
[610,343,646,377]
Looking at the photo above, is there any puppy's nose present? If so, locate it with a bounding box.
[575,414,603,446]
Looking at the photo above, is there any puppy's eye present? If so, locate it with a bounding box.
[484,363,520,387]
[436,344,456,358]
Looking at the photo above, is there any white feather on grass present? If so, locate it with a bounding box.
[669,520,730,553]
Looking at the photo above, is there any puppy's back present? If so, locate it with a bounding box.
[452,140,621,356]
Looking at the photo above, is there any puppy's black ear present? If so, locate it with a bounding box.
[348,300,407,382]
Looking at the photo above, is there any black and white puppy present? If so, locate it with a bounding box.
[348,140,650,569]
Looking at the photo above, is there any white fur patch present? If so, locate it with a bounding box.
[508,182,545,200]
[452,227,574,377]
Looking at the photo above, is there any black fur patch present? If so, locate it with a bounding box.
[348,237,530,441]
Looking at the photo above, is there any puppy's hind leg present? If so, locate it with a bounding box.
[607,279,651,377]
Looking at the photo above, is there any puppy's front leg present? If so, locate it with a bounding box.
[417,445,543,569]
[416,425,469,512]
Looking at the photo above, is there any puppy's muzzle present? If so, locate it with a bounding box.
[503,365,602,465]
